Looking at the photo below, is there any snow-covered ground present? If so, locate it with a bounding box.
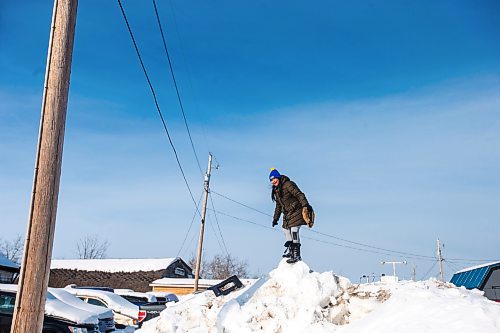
[138,259,500,333]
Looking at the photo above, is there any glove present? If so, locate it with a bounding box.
[272,219,279,227]
[302,205,315,228]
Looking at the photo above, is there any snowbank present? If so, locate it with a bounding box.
[138,259,500,333]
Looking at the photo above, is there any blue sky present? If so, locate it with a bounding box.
[1,0,499,282]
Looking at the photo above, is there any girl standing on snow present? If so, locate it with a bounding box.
[270,168,314,263]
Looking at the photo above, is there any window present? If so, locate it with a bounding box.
[0,293,16,314]
[86,297,107,307]
[174,267,186,277]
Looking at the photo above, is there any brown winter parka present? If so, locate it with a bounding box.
[272,175,310,229]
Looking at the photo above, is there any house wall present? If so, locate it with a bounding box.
[152,285,208,295]
[0,270,16,284]
[483,267,500,301]
[163,259,194,279]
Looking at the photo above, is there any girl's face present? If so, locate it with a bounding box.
[271,178,280,187]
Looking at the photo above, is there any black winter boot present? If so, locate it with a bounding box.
[286,243,302,264]
[282,241,293,258]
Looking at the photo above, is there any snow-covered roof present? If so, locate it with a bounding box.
[150,277,258,288]
[51,258,178,273]
[0,253,19,270]
[454,261,500,274]
[150,277,222,288]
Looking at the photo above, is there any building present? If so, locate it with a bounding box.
[150,277,222,295]
[49,257,193,292]
[150,277,258,295]
[450,261,500,302]
[0,253,20,284]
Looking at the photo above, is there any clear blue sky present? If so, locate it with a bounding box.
[1,0,499,282]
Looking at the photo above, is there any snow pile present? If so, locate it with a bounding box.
[138,259,500,333]
[340,280,500,333]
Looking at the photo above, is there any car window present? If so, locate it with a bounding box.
[121,295,147,305]
[0,294,15,314]
[86,297,107,307]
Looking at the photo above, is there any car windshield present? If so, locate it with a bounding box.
[120,295,148,305]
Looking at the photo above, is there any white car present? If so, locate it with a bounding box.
[50,288,116,332]
[0,283,100,332]
[145,291,179,304]
[64,286,144,329]
[113,289,157,304]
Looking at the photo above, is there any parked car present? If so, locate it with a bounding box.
[0,285,99,333]
[145,291,179,304]
[113,289,158,304]
[64,286,143,329]
[113,290,167,322]
[50,288,116,332]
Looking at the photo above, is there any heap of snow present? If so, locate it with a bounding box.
[138,259,500,333]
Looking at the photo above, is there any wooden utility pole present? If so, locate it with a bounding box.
[12,1,78,332]
[437,238,444,282]
[193,153,213,292]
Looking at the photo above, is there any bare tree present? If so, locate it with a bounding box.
[188,253,249,279]
[205,254,249,279]
[76,235,109,259]
[0,235,24,263]
[188,252,207,278]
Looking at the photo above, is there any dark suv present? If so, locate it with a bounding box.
[0,290,99,333]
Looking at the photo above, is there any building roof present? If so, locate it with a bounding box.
[450,261,500,290]
[150,277,223,288]
[150,277,258,288]
[0,253,19,270]
[454,261,500,274]
[51,258,177,273]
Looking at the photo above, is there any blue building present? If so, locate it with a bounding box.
[450,261,500,302]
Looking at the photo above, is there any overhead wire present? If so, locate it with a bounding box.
[211,190,272,217]
[151,0,203,175]
[208,208,437,262]
[177,191,204,257]
[209,191,229,256]
[421,260,438,280]
[151,1,230,256]
[117,0,201,216]
[444,260,462,274]
[210,189,437,260]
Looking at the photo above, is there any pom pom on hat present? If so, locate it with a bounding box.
[269,168,281,181]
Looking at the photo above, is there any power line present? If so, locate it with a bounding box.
[208,208,436,262]
[444,257,500,263]
[421,260,438,280]
[209,191,229,256]
[444,260,462,275]
[117,0,201,215]
[151,0,203,175]
[207,212,225,255]
[177,191,204,257]
[210,189,436,260]
[308,229,436,260]
[211,190,273,217]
